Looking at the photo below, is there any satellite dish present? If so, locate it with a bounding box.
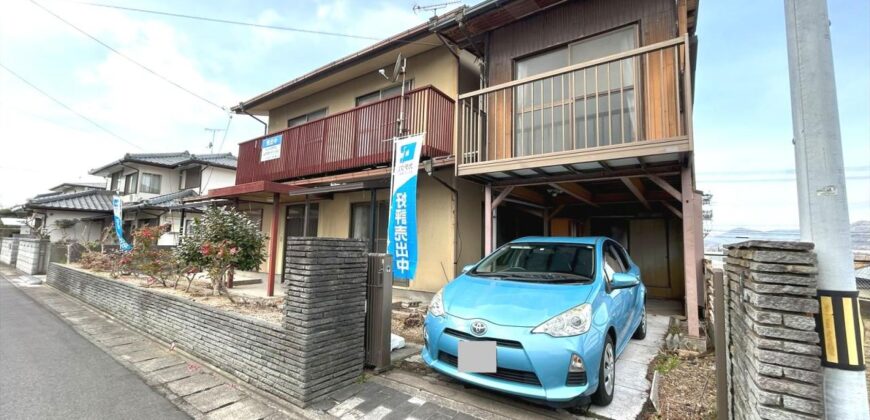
[390,53,404,82]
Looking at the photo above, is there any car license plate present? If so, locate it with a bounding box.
[458,341,496,373]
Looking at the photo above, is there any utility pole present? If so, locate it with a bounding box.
[784,0,869,418]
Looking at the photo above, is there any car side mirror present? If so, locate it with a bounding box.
[461,264,475,273]
[611,272,640,289]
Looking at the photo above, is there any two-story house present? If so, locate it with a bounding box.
[23,152,238,244]
[205,0,702,335]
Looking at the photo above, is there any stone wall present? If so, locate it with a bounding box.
[283,237,368,403]
[16,238,49,274]
[46,236,368,407]
[724,241,824,419]
[0,237,19,265]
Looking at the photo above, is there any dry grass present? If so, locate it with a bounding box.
[644,351,717,420]
[391,307,425,344]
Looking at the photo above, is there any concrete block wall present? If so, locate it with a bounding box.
[724,241,824,420]
[16,238,49,274]
[47,237,368,408]
[283,237,368,404]
[0,237,19,265]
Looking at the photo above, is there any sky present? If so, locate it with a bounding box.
[0,0,868,233]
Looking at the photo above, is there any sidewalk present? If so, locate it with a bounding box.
[0,264,487,420]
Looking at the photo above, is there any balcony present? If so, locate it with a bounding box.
[457,36,693,180]
[235,86,454,184]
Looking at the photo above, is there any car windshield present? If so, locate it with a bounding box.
[469,243,595,283]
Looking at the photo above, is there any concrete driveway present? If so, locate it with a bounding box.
[390,300,677,420]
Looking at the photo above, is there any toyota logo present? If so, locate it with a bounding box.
[470,320,487,336]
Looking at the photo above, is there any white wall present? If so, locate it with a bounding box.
[199,167,236,194]
[36,210,110,243]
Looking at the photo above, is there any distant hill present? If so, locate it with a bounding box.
[705,221,870,252]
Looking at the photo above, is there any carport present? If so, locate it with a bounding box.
[474,155,704,336]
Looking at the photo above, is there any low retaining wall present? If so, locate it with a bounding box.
[723,241,823,419]
[16,238,49,274]
[0,237,19,265]
[47,237,368,407]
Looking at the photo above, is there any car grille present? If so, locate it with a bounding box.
[442,328,524,349]
[438,352,541,386]
[566,371,587,386]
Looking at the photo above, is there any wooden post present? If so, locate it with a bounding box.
[681,164,701,337]
[484,184,492,254]
[267,193,280,297]
[227,268,234,289]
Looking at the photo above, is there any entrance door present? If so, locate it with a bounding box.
[628,219,671,298]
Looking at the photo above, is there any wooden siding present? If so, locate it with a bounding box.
[466,0,683,163]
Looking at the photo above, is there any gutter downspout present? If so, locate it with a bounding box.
[428,167,460,275]
[237,102,268,135]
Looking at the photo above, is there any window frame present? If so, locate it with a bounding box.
[511,25,641,153]
[123,172,138,195]
[354,80,414,107]
[110,171,123,192]
[287,107,328,128]
[349,200,388,252]
[139,173,162,194]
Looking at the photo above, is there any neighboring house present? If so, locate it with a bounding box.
[202,0,702,328]
[23,189,115,243]
[19,152,237,245]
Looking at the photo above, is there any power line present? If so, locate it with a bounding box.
[67,0,441,46]
[30,0,226,111]
[0,62,144,150]
[200,114,233,193]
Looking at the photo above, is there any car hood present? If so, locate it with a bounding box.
[442,274,597,327]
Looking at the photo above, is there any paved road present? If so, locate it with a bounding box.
[0,278,189,420]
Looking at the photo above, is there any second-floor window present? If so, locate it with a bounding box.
[355,80,413,106]
[287,108,328,128]
[140,173,161,194]
[514,25,638,155]
[123,173,138,195]
[110,171,123,191]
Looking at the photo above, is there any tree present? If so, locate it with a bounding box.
[175,207,266,297]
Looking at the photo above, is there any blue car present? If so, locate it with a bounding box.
[422,236,647,407]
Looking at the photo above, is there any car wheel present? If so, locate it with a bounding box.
[632,308,647,340]
[592,335,615,406]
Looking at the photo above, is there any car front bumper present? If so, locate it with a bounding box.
[421,313,606,403]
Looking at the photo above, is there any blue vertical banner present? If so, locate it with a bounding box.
[112,196,133,252]
[387,133,424,280]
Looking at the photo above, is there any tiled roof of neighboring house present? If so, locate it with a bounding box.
[49,182,106,191]
[857,266,870,290]
[25,189,114,212]
[32,191,63,199]
[89,151,237,175]
[123,189,201,211]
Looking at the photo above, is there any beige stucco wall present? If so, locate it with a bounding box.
[267,46,459,133]
[256,168,480,293]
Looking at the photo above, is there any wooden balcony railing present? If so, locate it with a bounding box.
[457,36,693,171]
[235,86,454,184]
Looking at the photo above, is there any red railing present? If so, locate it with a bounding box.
[235,86,454,184]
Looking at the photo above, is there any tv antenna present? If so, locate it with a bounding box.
[378,54,408,135]
[204,127,225,153]
[413,1,461,18]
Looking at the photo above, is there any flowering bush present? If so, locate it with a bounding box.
[79,251,114,272]
[128,224,179,287]
[176,207,266,297]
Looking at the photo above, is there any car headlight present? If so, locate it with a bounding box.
[429,289,445,317]
[531,304,592,337]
